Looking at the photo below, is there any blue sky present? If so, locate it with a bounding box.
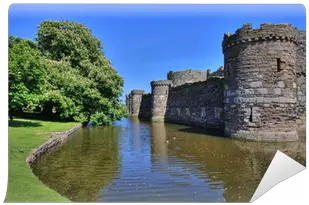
[9,4,306,101]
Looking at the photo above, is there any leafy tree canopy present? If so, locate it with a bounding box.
[9,36,46,112]
[9,20,127,125]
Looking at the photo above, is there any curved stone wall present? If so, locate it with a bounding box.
[26,124,82,166]
[167,69,207,87]
[223,23,299,141]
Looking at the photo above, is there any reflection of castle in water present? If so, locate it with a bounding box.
[131,117,142,153]
[164,125,306,202]
[151,122,168,163]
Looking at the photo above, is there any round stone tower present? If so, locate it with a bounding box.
[222,23,299,141]
[167,69,207,87]
[150,80,172,122]
[130,90,144,116]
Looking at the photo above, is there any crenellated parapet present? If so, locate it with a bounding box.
[151,80,173,87]
[223,23,298,52]
[131,89,144,95]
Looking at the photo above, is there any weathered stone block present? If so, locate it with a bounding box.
[277,81,285,88]
[257,97,264,103]
[249,81,262,88]
[186,108,190,116]
[274,88,282,95]
[244,108,251,115]
[257,88,268,94]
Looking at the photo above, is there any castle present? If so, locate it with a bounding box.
[126,23,306,141]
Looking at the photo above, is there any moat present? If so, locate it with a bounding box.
[32,117,306,202]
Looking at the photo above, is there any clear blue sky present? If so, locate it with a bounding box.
[9,4,306,101]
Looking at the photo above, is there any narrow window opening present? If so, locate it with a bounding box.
[225,64,232,77]
[166,90,168,95]
[277,58,282,72]
[225,68,229,77]
[249,107,253,122]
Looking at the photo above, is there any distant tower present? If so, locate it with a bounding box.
[130,90,144,116]
[125,94,129,112]
[167,69,207,87]
[206,69,211,79]
[126,93,132,114]
[222,23,299,141]
[150,80,172,122]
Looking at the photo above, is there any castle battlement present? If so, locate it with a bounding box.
[126,22,306,141]
[223,23,299,52]
[131,89,144,95]
[151,80,172,87]
[142,93,151,96]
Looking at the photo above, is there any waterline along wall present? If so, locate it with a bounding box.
[126,23,306,141]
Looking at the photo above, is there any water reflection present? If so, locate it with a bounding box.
[32,118,305,202]
[132,117,142,153]
[151,122,168,161]
[32,126,121,202]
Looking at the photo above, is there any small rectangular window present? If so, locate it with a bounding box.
[249,107,253,122]
[277,58,281,72]
[166,90,168,95]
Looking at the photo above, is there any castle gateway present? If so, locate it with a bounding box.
[126,23,306,141]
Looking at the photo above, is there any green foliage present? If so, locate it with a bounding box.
[9,37,46,112]
[8,20,127,125]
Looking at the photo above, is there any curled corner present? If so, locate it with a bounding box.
[250,150,306,202]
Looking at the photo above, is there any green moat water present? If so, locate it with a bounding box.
[32,117,306,202]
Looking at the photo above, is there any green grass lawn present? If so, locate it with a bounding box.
[5,118,79,202]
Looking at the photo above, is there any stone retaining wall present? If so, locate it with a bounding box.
[26,124,82,166]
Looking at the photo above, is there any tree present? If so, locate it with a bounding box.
[8,36,45,115]
[36,20,126,125]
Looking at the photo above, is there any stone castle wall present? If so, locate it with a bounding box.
[208,66,225,78]
[296,30,306,118]
[138,93,152,119]
[167,69,207,87]
[165,77,224,128]
[130,90,144,116]
[27,124,82,166]
[223,23,299,141]
[126,23,306,141]
[150,80,172,122]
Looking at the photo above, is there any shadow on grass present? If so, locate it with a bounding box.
[13,112,64,122]
[177,126,225,137]
[9,120,42,128]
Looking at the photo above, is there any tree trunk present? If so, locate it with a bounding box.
[41,104,53,119]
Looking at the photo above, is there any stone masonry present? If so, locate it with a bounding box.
[150,80,172,122]
[128,90,144,116]
[167,69,207,87]
[126,23,306,141]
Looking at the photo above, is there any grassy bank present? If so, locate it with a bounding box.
[5,118,79,202]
